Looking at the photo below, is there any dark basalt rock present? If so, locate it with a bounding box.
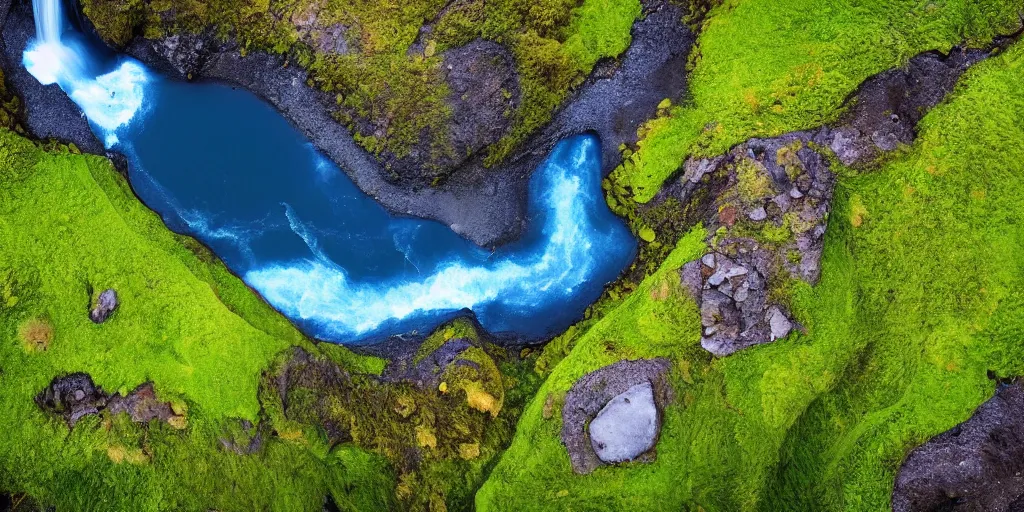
[560,358,671,474]
[893,382,1024,512]
[89,288,119,323]
[36,373,107,427]
[656,47,989,357]
[37,373,184,428]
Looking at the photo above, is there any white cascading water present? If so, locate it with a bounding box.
[23,0,149,147]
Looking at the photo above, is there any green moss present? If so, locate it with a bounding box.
[735,158,774,203]
[479,36,1024,512]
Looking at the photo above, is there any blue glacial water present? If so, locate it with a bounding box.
[23,0,637,342]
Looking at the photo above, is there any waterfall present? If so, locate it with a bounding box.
[31,0,62,45]
[23,0,151,147]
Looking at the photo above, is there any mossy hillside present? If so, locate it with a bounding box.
[81,0,641,176]
[0,129,398,510]
[759,40,1024,510]
[478,39,1024,511]
[612,0,1023,203]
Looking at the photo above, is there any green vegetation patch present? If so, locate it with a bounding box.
[478,37,1024,511]
[614,0,1023,202]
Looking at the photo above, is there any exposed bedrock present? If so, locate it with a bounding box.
[656,46,990,357]
[0,0,693,247]
[36,373,186,429]
[560,358,672,474]
[893,382,1024,512]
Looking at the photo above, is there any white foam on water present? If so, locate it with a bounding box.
[246,150,607,339]
[23,0,149,147]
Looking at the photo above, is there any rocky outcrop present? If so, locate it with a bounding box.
[893,382,1024,512]
[372,40,520,181]
[589,382,660,464]
[89,288,119,323]
[561,359,671,474]
[659,47,989,356]
[36,373,185,428]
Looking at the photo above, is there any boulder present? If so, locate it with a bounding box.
[89,289,118,323]
[589,382,659,463]
[35,373,107,427]
[561,359,671,474]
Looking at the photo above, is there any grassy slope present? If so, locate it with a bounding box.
[479,26,1024,512]
[615,0,1022,202]
[0,133,394,510]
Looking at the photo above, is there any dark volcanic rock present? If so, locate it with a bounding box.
[89,288,119,323]
[0,0,104,153]
[106,382,176,423]
[825,48,988,166]
[655,47,989,357]
[561,358,671,474]
[36,373,108,427]
[149,32,212,78]
[37,373,185,428]
[893,382,1024,512]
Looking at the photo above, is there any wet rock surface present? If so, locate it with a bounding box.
[659,47,988,356]
[561,358,671,474]
[893,382,1024,512]
[89,288,119,323]
[36,373,185,428]
[589,382,659,464]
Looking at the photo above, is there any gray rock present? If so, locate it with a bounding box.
[767,307,793,341]
[89,289,119,324]
[561,359,671,474]
[748,206,767,221]
[589,382,659,463]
